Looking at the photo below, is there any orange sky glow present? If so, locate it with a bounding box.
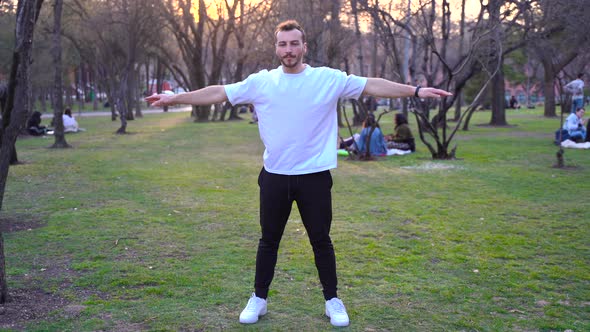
[198,0,483,21]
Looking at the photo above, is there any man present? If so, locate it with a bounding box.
[565,74,584,113]
[563,107,587,142]
[147,20,451,327]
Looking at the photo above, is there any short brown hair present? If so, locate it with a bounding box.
[275,20,306,43]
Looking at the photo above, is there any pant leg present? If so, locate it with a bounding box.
[294,170,338,300]
[572,98,583,113]
[569,129,586,141]
[254,168,293,299]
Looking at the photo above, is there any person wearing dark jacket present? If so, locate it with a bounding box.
[27,111,47,136]
[386,113,415,152]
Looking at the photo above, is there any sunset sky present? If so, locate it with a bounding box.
[199,0,483,21]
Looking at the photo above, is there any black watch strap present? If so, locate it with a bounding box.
[414,85,421,98]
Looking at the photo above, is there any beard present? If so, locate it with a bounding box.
[280,54,302,68]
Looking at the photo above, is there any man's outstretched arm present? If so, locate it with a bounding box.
[362,78,452,99]
[145,85,228,107]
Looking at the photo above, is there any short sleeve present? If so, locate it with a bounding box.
[340,74,367,100]
[224,70,266,105]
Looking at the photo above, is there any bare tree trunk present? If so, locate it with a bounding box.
[116,72,129,133]
[0,85,6,111]
[351,0,365,76]
[543,70,557,117]
[65,85,73,108]
[538,51,578,118]
[155,58,168,112]
[144,60,150,107]
[131,68,142,118]
[51,0,70,149]
[39,88,47,113]
[76,66,84,113]
[371,1,378,77]
[107,82,117,121]
[490,61,508,126]
[453,0,466,122]
[0,0,44,304]
[81,63,88,102]
[488,0,508,126]
[0,85,17,167]
[92,66,99,111]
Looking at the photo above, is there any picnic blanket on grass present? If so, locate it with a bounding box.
[337,149,413,156]
[561,139,590,149]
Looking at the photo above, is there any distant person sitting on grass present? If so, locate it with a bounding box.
[27,111,47,136]
[356,113,388,156]
[146,19,451,328]
[563,107,587,142]
[509,95,520,109]
[385,113,415,152]
[62,108,80,133]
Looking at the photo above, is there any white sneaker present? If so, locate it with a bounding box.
[239,293,267,324]
[325,297,350,327]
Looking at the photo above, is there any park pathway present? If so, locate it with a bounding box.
[40,106,193,119]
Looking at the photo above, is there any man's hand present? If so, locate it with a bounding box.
[145,93,176,107]
[418,87,453,98]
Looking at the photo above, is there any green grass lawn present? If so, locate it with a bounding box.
[2,107,589,331]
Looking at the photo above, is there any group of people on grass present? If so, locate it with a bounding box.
[563,107,587,142]
[27,108,82,136]
[340,112,416,156]
[562,74,588,143]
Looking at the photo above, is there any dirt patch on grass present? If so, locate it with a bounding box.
[0,265,111,330]
[0,288,69,330]
[0,214,46,233]
[0,215,112,330]
[0,257,88,330]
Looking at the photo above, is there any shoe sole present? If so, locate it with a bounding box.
[326,310,349,327]
[239,307,267,324]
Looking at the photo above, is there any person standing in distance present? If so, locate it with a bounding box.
[146,20,451,327]
[565,73,585,114]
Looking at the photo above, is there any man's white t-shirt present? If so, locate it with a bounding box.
[565,78,584,100]
[225,65,367,175]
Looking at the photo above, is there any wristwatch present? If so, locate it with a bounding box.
[414,85,421,98]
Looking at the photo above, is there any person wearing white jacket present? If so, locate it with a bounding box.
[62,108,79,133]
